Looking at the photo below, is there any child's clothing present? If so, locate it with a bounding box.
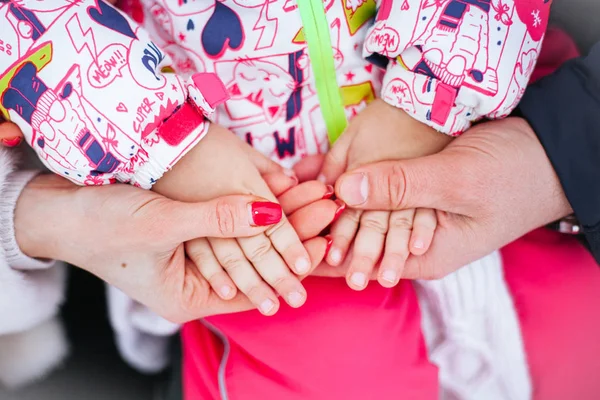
[0,0,552,398]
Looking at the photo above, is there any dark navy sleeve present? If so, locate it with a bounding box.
[517,41,600,263]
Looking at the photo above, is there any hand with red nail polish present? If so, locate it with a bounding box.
[0,121,24,148]
[316,100,452,290]
[154,125,314,316]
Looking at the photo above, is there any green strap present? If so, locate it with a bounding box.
[296,0,347,144]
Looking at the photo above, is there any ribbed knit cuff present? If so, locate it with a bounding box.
[0,171,55,270]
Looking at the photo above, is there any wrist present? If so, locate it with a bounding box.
[14,174,78,260]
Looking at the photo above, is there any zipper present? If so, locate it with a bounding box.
[296,0,347,144]
[201,320,232,400]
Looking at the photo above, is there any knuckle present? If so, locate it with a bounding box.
[360,214,388,234]
[343,208,362,224]
[389,214,414,230]
[220,253,246,273]
[246,238,272,264]
[179,276,211,320]
[214,200,236,236]
[245,284,266,300]
[386,164,408,209]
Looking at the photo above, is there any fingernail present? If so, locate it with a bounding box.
[329,248,342,265]
[322,185,335,200]
[339,173,368,206]
[287,291,305,307]
[250,202,282,226]
[284,169,299,185]
[333,199,346,222]
[382,270,397,284]
[2,136,22,147]
[295,257,310,275]
[413,239,425,250]
[350,272,367,288]
[324,235,333,256]
[260,299,276,315]
[317,174,326,183]
[220,285,233,298]
[283,168,296,178]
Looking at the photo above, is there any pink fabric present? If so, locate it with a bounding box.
[183,278,438,400]
[503,230,600,399]
[502,28,600,399]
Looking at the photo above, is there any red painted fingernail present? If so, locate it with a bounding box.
[322,185,334,200]
[251,202,283,226]
[325,235,333,256]
[2,136,22,147]
[333,199,346,222]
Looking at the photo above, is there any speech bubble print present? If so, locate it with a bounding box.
[87,44,128,88]
[365,25,400,57]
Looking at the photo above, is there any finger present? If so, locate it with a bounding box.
[335,155,458,211]
[263,172,298,197]
[246,143,289,176]
[278,181,334,215]
[209,237,280,315]
[318,130,353,184]
[0,121,24,147]
[346,211,390,290]
[168,196,283,241]
[300,236,330,278]
[237,233,308,309]
[378,209,415,287]
[293,154,325,183]
[410,208,438,256]
[185,238,236,300]
[327,203,360,267]
[288,199,338,240]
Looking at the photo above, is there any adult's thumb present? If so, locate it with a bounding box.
[169,195,283,241]
[335,154,456,211]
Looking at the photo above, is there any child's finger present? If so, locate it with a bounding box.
[293,154,325,182]
[326,203,358,267]
[278,181,334,214]
[209,237,281,316]
[299,236,331,278]
[377,209,416,288]
[237,230,308,309]
[185,238,237,300]
[346,211,390,291]
[288,199,338,240]
[410,208,437,256]
[262,172,298,197]
[318,130,353,184]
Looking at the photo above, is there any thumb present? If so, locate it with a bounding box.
[335,153,458,211]
[168,195,283,241]
[318,130,353,184]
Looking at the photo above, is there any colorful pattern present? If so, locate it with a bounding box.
[367,0,552,135]
[0,0,226,187]
[0,0,551,183]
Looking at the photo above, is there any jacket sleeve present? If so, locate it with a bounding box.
[516,41,600,264]
[0,148,67,335]
[364,0,552,135]
[0,0,228,189]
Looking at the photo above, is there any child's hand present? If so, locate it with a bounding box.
[318,99,452,289]
[154,124,317,315]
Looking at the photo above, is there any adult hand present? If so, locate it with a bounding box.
[328,117,573,279]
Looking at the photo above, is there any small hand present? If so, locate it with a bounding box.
[155,125,321,315]
[316,99,451,289]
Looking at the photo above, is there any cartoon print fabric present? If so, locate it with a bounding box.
[0,0,227,187]
[367,0,552,134]
[0,0,551,185]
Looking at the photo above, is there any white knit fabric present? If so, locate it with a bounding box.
[107,286,180,374]
[415,252,531,400]
[0,148,69,387]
